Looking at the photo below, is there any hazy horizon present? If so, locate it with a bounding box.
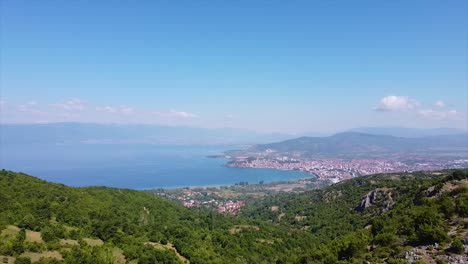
[1,121,467,134]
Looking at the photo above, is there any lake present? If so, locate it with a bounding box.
[0,143,312,189]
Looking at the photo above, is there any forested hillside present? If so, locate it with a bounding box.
[0,170,316,263]
[0,170,467,263]
[242,170,468,263]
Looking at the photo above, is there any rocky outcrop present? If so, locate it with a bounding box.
[323,190,342,203]
[356,188,394,213]
[423,180,468,199]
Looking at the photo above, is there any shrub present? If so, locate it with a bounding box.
[450,237,464,254]
[14,256,31,264]
[451,170,467,181]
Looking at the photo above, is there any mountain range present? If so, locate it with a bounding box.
[345,127,466,138]
[230,132,468,158]
[1,123,465,146]
[0,123,291,145]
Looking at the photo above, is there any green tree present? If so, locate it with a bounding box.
[450,170,467,181]
[19,214,40,231]
[450,237,464,254]
[14,256,31,264]
[415,224,448,244]
[12,229,26,255]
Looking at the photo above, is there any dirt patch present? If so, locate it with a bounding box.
[0,255,15,264]
[1,225,19,239]
[256,239,274,244]
[112,247,126,264]
[63,225,79,232]
[25,230,43,243]
[295,215,306,221]
[83,238,104,246]
[21,251,62,262]
[229,225,260,234]
[145,242,189,264]
[271,206,279,212]
[278,213,286,220]
[60,239,79,247]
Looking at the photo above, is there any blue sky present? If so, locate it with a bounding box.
[1,0,466,133]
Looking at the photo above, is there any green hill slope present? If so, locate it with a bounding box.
[0,170,316,264]
[241,170,468,263]
[1,170,466,263]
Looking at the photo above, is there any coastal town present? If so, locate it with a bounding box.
[150,156,468,215]
[226,156,468,183]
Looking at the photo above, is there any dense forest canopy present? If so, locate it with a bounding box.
[0,169,467,263]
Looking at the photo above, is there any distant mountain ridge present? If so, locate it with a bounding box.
[236,132,468,158]
[0,122,292,145]
[345,127,466,138]
[1,123,465,147]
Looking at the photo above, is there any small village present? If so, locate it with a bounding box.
[150,173,329,215]
[154,188,246,215]
[181,198,244,215]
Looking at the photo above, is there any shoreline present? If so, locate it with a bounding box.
[140,170,318,191]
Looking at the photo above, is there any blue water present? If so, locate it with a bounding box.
[0,143,312,189]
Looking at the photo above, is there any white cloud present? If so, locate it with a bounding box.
[154,110,197,119]
[60,113,81,119]
[0,100,11,112]
[376,96,418,112]
[18,101,47,116]
[19,101,37,112]
[434,100,445,108]
[417,109,460,120]
[96,105,134,115]
[375,96,463,122]
[33,120,51,124]
[54,98,85,111]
